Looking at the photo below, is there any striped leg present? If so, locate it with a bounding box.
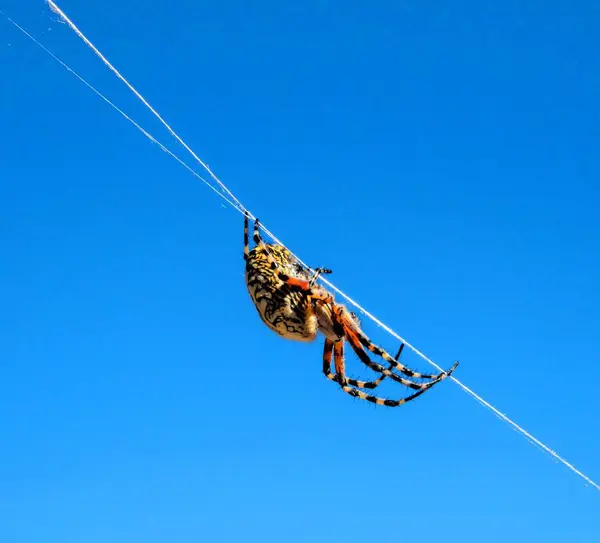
[308,267,332,288]
[323,338,455,407]
[322,339,387,389]
[351,320,458,380]
[344,323,457,389]
[322,339,404,390]
[332,306,457,388]
[244,211,250,262]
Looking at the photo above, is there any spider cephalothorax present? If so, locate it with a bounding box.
[243,212,458,407]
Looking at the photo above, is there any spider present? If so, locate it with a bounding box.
[243,212,458,407]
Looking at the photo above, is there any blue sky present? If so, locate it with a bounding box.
[2,1,600,541]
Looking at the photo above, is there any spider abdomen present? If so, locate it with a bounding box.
[245,244,318,342]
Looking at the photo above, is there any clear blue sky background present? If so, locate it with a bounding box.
[2,1,599,541]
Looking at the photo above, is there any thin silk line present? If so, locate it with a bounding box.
[4,4,598,492]
[0,12,240,212]
[46,0,247,215]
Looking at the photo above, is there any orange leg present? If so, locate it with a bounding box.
[322,337,454,407]
[322,338,386,390]
[335,306,458,381]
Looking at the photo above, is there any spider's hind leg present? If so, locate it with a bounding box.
[323,338,456,408]
[322,340,405,391]
[353,325,457,381]
[344,343,406,390]
[333,306,458,387]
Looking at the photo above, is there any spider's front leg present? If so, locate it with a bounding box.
[244,211,251,262]
[308,267,332,288]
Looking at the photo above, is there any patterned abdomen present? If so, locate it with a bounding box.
[245,244,318,341]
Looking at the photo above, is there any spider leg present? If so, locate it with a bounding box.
[308,267,332,288]
[349,371,456,407]
[322,339,403,390]
[344,322,457,389]
[322,339,386,389]
[333,339,387,389]
[331,306,459,387]
[244,211,250,262]
[323,339,454,407]
[347,314,457,380]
